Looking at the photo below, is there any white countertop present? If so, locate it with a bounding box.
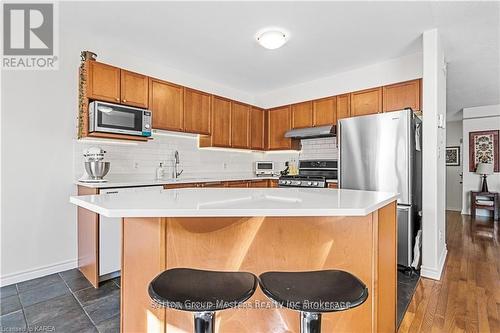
[70,188,397,218]
[75,174,279,189]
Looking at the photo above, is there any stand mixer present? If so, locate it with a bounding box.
[79,147,111,182]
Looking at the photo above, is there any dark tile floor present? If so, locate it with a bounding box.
[397,269,420,327]
[0,269,120,333]
[2,268,418,332]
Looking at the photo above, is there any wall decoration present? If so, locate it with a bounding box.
[469,130,499,172]
[446,146,460,166]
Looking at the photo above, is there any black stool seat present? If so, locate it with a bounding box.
[149,268,257,312]
[259,270,368,312]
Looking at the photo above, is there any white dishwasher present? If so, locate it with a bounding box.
[99,186,164,281]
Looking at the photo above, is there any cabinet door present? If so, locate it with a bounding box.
[313,97,337,126]
[291,101,313,129]
[350,87,382,117]
[250,107,265,150]
[201,182,225,188]
[249,180,268,188]
[268,179,279,188]
[184,88,211,135]
[149,78,184,131]
[336,94,351,121]
[231,102,250,149]
[226,181,249,188]
[211,96,231,147]
[383,79,421,112]
[87,61,121,103]
[120,70,149,108]
[268,106,291,150]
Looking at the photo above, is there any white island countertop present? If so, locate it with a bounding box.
[70,188,397,218]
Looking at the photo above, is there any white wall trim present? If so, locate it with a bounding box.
[421,246,448,280]
[0,259,77,287]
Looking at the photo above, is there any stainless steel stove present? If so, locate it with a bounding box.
[278,160,337,188]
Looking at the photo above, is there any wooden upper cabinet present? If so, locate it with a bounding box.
[350,87,382,117]
[250,107,265,150]
[231,102,250,149]
[149,78,184,131]
[291,101,313,129]
[211,96,231,147]
[87,61,121,103]
[336,94,351,121]
[183,88,211,135]
[383,79,421,112]
[268,106,291,150]
[313,97,337,126]
[120,70,149,108]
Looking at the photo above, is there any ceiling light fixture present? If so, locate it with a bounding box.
[256,29,288,50]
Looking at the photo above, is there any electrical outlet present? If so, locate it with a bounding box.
[223,162,228,170]
[439,230,443,241]
[133,161,139,169]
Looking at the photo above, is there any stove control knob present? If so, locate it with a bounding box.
[307,181,313,185]
[312,182,318,186]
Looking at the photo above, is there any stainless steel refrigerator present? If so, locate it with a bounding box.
[338,109,422,268]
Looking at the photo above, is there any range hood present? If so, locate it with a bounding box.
[284,125,336,139]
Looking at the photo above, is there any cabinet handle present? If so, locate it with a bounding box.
[123,99,127,103]
[115,98,119,101]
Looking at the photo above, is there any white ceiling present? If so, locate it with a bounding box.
[64,1,499,120]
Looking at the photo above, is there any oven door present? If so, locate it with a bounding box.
[91,102,150,136]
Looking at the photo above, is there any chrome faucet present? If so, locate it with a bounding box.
[173,150,183,179]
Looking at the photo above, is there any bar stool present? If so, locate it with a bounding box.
[259,270,369,333]
[148,268,258,333]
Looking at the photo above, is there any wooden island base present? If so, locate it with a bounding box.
[121,202,396,333]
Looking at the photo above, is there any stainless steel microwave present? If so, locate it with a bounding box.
[255,161,274,175]
[89,101,152,137]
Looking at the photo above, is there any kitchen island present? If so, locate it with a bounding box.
[70,188,397,333]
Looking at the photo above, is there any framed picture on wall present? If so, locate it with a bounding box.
[446,146,460,166]
[469,130,499,172]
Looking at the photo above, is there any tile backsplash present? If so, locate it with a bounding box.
[73,132,337,179]
[299,137,338,160]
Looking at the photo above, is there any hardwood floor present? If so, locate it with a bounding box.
[398,211,500,333]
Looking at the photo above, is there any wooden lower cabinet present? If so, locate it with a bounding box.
[327,182,338,189]
[268,179,279,188]
[350,87,382,117]
[201,182,225,188]
[226,181,249,188]
[164,183,201,189]
[249,180,269,188]
[120,202,396,332]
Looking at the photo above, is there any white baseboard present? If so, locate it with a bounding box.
[421,246,448,280]
[0,259,77,287]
